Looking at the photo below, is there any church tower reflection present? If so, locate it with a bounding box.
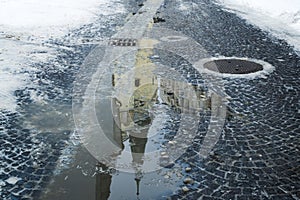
[94,36,210,199]
[95,130,149,199]
[94,41,157,199]
[95,163,112,200]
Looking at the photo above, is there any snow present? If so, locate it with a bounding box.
[0,180,5,186]
[0,39,50,111]
[0,0,125,38]
[5,177,21,185]
[218,0,300,53]
[0,0,125,111]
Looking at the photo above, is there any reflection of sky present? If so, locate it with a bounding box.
[108,170,177,200]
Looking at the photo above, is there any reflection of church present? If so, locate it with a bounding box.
[95,42,210,200]
[95,125,148,200]
[95,163,112,200]
[95,46,156,200]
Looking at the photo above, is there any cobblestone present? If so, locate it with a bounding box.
[157,0,300,199]
[1,0,299,199]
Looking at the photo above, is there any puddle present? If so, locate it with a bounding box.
[41,20,228,198]
[47,36,214,198]
[41,146,180,200]
[83,45,211,171]
[2,0,298,199]
[21,102,73,133]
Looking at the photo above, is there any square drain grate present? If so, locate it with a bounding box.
[108,38,137,47]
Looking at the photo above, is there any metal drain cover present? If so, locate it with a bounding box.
[108,38,137,46]
[203,59,263,74]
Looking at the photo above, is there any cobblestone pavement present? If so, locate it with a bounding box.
[158,0,300,199]
[0,1,130,199]
[0,0,299,199]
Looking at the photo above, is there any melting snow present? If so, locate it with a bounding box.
[0,0,125,111]
[0,0,125,38]
[218,0,300,53]
[5,177,21,185]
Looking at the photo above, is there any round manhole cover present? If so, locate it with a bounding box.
[203,59,263,74]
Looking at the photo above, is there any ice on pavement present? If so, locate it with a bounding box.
[218,0,300,52]
[0,0,125,111]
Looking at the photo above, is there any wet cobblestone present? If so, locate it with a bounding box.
[0,113,69,200]
[0,3,129,200]
[1,0,300,199]
[156,0,300,199]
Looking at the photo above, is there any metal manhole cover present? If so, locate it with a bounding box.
[108,38,137,46]
[203,59,263,74]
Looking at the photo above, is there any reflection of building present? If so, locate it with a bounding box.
[112,73,210,136]
[95,121,123,200]
[112,47,210,135]
[95,133,148,199]
[96,163,112,200]
[95,39,210,199]
[159,79,210,112]
[130,134,147,196]
[95,46,156,199]
[113,64,158,132]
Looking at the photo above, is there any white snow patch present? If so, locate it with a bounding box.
[0,0,125,111]
[5,177,21,185]
[54,146,75,175]
[0,39,51,111]
[178,1,198,11]
[217,0,300,52]
[0,0,125,38]
[0,180,5,186]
